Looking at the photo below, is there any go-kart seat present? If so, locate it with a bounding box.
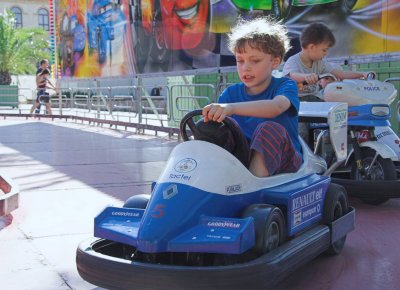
[180,110,250,168]
[195,119,250,168]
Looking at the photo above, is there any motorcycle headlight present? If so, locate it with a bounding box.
[371,105,390,117]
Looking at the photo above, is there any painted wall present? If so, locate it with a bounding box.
[54,0,400,78]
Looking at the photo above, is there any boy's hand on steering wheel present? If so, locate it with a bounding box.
[202,103,233,123]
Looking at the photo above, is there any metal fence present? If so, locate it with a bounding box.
[0,83,221,136]
[2,72,399,136]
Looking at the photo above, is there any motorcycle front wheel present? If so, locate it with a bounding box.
[350,149,396,205]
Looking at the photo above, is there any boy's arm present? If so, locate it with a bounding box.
[331,69,367,80]
[283,59,319,84]
[286,72,319,84]
[203,96,291,123]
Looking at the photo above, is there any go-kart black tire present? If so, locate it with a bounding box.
[323,183,348,255]
[242,204,286,255]
[123,194,150,209]
[351,149,396,205]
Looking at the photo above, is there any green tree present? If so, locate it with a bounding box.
[0,10,51,85]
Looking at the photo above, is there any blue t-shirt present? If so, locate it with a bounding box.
[219,77,301,155]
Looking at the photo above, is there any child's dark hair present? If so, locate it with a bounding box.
[228,17,291,61]
[300,22,336,48]
[40,59,49,66]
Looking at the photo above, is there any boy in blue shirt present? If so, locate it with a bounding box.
[202,17,301,177]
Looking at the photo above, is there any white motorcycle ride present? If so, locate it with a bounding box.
[299,74,400,205]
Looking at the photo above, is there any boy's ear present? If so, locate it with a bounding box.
[272,56,281,69]
[307,43,315,50]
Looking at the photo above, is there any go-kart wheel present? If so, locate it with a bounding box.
[242,204,286,255]
[322,183,348,255]
[350,149,396,205]
[180,110,250,167]
[123,194,150,209]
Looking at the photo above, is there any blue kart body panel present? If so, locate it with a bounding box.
[348,104,391,127]
[77,106,355,289]
[94,140,331,255]
[309,103,391,129]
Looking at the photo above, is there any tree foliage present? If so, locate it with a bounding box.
[0,10,51,85]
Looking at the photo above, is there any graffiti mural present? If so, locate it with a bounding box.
[54,0,400,78]
[56,0,135,78]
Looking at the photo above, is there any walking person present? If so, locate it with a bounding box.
[30,67,56,115]
[33,59,50,114]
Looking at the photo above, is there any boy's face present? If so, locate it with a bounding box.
[41,61,49,69]
[306,41,331,61]
[235,43,280,95]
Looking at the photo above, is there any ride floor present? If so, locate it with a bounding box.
[0,119,399,290]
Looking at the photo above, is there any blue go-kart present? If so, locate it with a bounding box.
[76,105,355,289]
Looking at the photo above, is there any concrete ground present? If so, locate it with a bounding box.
[1,117,400,290]
[0,118,178,290]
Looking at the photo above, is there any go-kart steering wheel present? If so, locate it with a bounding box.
[180,110,250,167]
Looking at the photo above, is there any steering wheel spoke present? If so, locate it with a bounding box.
[186,118,201,139]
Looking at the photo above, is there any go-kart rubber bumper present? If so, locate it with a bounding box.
[76,208,355,290]
[332,178,400,198]
[0,174,19,217]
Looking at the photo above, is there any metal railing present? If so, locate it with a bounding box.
[0,82,219,136]
[1,74,399,137]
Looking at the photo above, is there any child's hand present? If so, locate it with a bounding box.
[304,73,319,84]
[202,103,233,123]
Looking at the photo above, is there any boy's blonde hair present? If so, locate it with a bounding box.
[228,17,291,61]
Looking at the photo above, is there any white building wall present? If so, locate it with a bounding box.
[0,1,50,102]
[0,0,49,29]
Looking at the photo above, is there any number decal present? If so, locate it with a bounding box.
[151,204,166,218]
